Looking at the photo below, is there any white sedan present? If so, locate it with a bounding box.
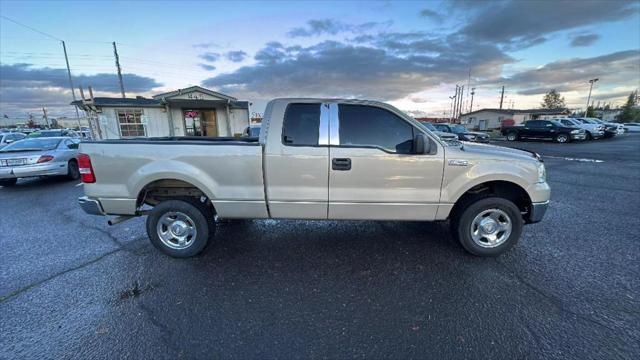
[623,123,640,132]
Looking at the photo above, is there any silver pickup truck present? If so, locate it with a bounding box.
[78,99,550,257]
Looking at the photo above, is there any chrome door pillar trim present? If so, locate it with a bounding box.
[329,103,340,145]
[319,103,330,145]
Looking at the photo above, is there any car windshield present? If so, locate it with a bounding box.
[581,118,597,124]
[0,138,60,152]
[420,122,436,131]
[550,120,565,127]
[451,125,467,134]
[28,130,63,138]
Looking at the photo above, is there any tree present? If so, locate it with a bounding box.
[586,105,596,117]
[541,89,566,109]
[617,90,640,123]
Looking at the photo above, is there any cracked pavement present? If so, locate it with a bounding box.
[1,134,639,359]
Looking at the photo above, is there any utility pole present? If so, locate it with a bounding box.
[61,41,81,127]
[449,94,456,122]
[452,85,459,122]
[499,86,505,109]
[585,78,598,116]
[42,107,49,128]
[469,88,475,113]
[113,41,126,98]
[457,85,465,120]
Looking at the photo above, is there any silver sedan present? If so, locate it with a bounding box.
[0,137,81,187]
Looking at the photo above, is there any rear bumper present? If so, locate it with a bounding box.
[0,162,67,179]
[78,196,104,215]
[527,201,549,223]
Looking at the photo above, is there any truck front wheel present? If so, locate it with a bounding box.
[146,200,212,258]
[506,131,518,141]
[451,197,523,256]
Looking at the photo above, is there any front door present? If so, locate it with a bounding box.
[328,103,445,220]
[203,110,218,137]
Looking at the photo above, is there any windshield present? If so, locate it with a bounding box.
[28,130,63,138]
[451,125,467,134]
[0,138,60,152]
[550,120,565,127]
[420,122,436,131]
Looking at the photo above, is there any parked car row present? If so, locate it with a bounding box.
[502,117,627,143]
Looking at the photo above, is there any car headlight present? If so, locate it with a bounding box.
[537,163,547,183]
[570,129,580,134]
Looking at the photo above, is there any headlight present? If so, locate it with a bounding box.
[537,163,547,183]
[570,129,579,134]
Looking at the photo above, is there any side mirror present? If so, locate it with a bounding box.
[414,133,432,154]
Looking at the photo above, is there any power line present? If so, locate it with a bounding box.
[0,15,62,41]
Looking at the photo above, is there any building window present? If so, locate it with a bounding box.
[117,109,146,137]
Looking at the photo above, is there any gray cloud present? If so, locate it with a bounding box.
[287,19,390,38]
[203,37,513,100]
[491,50,640,96]
[193,42,219,49]
[570,33,600,47]
[226,50,247,62]
[0,63,162,116]
[199,52,220,62]
[0,63,162,93]
[459,0,638,49]
[198,63,217,71]
[419,9,442,22]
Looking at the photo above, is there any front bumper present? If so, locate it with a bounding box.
[78,196,104,215]
[591,130,605,138]
[527,201,549,223]
[0,162,67,179]
[571,133,586,140]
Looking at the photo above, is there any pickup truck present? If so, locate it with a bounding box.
[78,99,550,257]
[502,119,586,143]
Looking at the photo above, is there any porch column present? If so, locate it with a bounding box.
[225,100,232,136]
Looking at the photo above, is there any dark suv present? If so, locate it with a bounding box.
[502,120,586,143]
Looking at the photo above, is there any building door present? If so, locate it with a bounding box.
[203,110,218,137]
[479,119,487,130]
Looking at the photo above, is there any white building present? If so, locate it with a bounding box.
[72,86,250,139]
[460,108,571,130]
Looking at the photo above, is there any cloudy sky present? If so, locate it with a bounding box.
[1,0,639,118]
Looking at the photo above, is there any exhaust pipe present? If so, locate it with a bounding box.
[108,215,134,226]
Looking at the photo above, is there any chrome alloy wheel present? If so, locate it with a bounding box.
[156,211,198,249]
[470,208,512,248]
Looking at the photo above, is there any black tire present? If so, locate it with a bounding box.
[146,199,212,258]
[0,178,17,187]
[585,132,593,141]
[506,131,518,141]
[67,160,80,180]
[555,133,569,143]
[451,197,523,257]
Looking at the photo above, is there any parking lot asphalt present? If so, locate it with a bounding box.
[1,134,639,359]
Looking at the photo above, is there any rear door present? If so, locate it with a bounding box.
[328,103,444,220]
[263,101,330,219]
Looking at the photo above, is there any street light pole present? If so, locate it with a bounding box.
[586,78,599,116]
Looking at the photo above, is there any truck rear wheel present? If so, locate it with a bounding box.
[506,132,518,141]
[451,197,523,256]
[146,199,212,258]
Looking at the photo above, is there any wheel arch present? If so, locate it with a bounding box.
[448,180,533,221]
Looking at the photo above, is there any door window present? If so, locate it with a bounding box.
[338,104,414,154]
[282,103,321,146]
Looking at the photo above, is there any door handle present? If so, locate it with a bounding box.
[332,158,351,171]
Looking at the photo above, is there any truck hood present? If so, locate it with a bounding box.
[452,142,540,162]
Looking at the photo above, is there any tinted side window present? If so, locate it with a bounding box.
[282,103,321,146]
[339,104,414,154]
[527,121,542,127]
[561,120,573,126]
